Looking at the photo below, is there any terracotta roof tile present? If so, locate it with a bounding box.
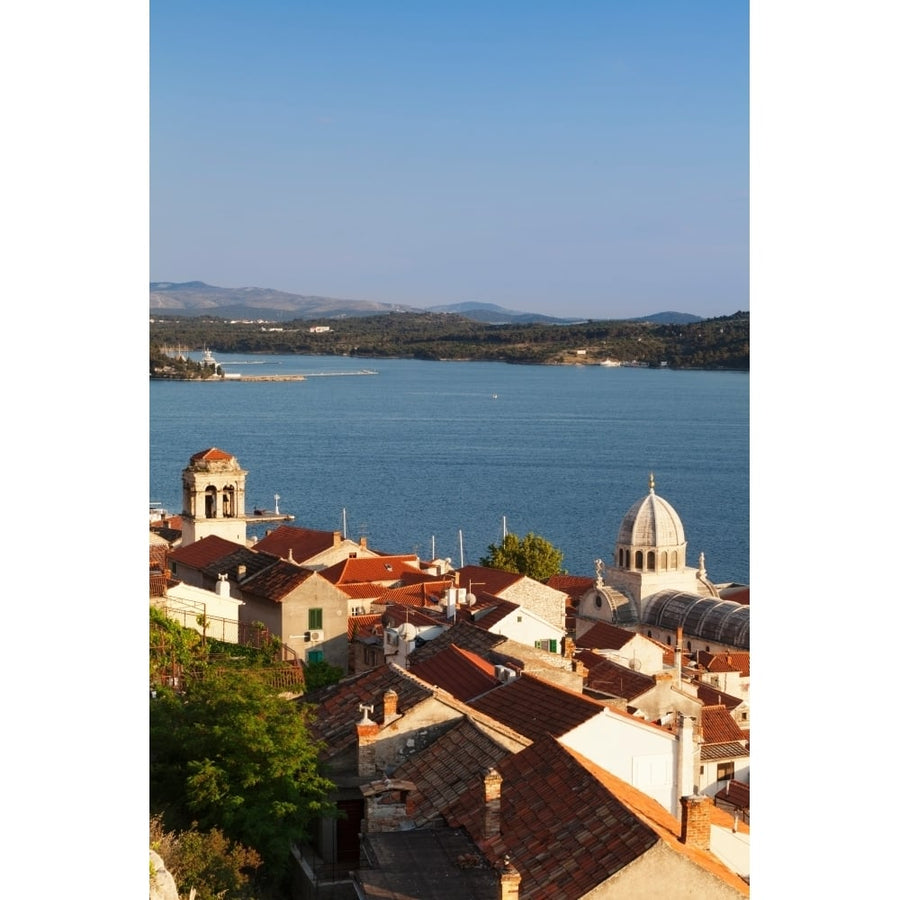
[715,778,749,811]
[239,560,314,601]
[564,746,750,895]
[304,666,434,759]
[445,736,660,898]
[319,555,425,585]
[700,741,749,761]
[200,547,280,583]
[574,651,656,700]
[454,565,524,596]
[697,650,750,676]
[408,644,502,702]
[189,447,235,461]
[348,614,383,641]
[700,705,748,745]
[167,534,245,568]
[576,620,637,651]
[695,682,744,710]
[252,525,341,561]
[393,718,512,826]
[468,672,604,740]
[546,574,595,602]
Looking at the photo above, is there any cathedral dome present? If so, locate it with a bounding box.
[616,481,686,549]
[613,474,687,575]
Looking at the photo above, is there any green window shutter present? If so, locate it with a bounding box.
[549,639,558,654]
[308,650,324,663]
[309,608,323,629]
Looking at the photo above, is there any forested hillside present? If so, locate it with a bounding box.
[150,310,748,370]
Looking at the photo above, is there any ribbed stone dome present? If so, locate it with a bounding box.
[616,487,686,549]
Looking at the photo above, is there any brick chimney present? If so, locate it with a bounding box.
[356,703,380,777]
[679,794,712,850]
[483,768,503,838]
[360,536,368,549]
[383,688,399,722]
[333,530,342,547]
[498,855,521,900]
[563,636,576,659]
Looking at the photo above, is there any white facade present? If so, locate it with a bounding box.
[155,579,244,643]
[558,707,696,817]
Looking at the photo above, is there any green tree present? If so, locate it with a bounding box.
[150,815,262,900]
[150,668,335,883]
[479,531,565,581]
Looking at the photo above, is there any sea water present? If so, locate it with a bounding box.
[150,353,749,584]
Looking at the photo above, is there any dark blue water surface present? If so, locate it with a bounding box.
[150,354,749,585]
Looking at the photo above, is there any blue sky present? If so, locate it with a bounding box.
[151,1,748,318]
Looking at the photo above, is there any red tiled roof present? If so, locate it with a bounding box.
[348,614,383,641]
[565,747,750,895]
[200,547,281,583]
[305,666,434,759]
[454,565,524,596]
[393,718,513,826]
[576,620,637,652]
[695,683,744,710]
[446,736,660,898]
[468,672,604,740]
[469,596,520,630]
[319,555,425,585]
[167,534,245,568]
[378,581,451,607]
[546,574,594,600]
[697,651,750,677]
[190,447,234,461]
[700,705,748,745]
[240,560,314,602]
[382,604,446,630]
[715,778,749,811]
[574,651,655,701]
[338,583,389,600]
[701,741,749,762]
[408,620,510,665]
[252,525,341,562]
[408,644,501,702]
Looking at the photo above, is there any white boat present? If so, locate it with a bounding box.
[200,348,218,367]
[599,358,621,367]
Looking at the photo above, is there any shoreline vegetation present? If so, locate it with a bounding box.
[150,310,749,378]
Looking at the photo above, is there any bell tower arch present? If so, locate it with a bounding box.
[181,448,248,546]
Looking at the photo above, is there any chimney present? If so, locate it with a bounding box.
[498,856,521,900]
[675,626,683,684]
[333,531,342,547]
[360,536,368,549]
[563,636,575,659]
[237,564,247,580]
[676,714,695,801]
[215,573,230,598]
[356,704,380,777]
[287,548,295,564]
[383,688,399,722]
[679,794,712,849]
[483,768,503,838]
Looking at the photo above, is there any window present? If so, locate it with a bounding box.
[535,639,558,653]
[717,762,734,782]
[308,650,324,664]
[308,608,323,629]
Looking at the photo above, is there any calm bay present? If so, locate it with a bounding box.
[150,353,749,585]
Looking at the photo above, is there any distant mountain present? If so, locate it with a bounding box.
[149,282,707,325]
[149,281,417,321]
[628,311,704,325]
[425,301,582,325]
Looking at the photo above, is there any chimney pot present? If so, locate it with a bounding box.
[383,688,398,720]
[483,768,503,838]
[679,794,711,849]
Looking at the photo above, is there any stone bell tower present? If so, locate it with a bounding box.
[181,448,248,547]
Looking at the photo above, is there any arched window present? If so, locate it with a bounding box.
[222,485,235,518]
[635,550,644,570]
[660,551,668,571]
[204,486,217,518]
[671,551,678,569]
[648,551,656,571]
[625,550,631,568]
